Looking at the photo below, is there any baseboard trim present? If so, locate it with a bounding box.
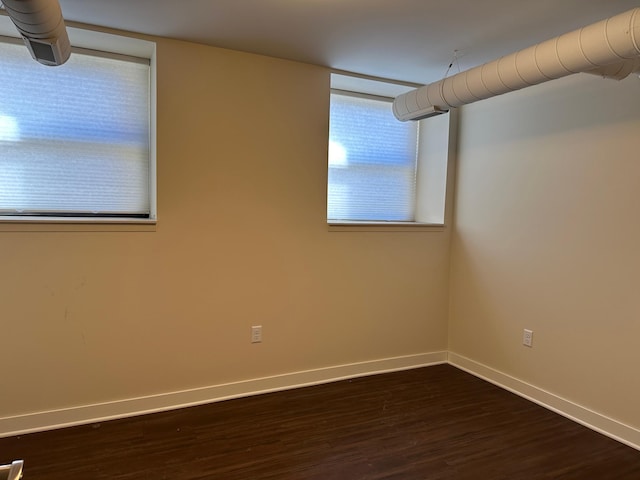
[0,351,447,438]
[448,352,640,451]
[6,350,637,450]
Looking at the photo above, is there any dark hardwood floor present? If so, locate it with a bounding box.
[1,364,639,479]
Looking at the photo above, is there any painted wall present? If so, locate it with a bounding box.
[450,73,640,429]
[0,36,451,420]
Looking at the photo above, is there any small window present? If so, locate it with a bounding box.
[327,74,452,226]
[328,92,419,222]
[0,34,154,222]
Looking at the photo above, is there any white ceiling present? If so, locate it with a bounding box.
[54,0,640,84]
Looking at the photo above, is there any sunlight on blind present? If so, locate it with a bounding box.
[327,93,418,222]
[0,41,150,216]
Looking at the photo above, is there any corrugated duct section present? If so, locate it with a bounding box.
[1,0,70,65]
[393,7,640,121]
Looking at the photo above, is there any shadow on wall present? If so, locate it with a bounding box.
[458,73,640,148]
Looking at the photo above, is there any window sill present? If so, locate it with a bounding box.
[0,217,156,232]
[328,221,445,232]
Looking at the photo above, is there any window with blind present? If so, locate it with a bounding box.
[0,38,152,221]
[327,74,453,227]
[328,92,419,222]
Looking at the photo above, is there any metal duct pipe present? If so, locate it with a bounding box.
[393,7,640,121]
[1,0,70,66]
[585,57,640,80]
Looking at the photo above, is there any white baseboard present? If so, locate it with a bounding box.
[5,350,638,452]
[0,351,447,438]
[448,352,640,451]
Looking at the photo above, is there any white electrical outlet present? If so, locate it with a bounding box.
[523,329,533,347]
[251,325,263,343]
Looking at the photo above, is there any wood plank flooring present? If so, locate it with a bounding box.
[1,364,639,479]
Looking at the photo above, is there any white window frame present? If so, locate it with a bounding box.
[0,15,157,228]
[328,73,455,231]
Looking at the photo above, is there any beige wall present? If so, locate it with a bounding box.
[9,26,636,438]
[450,73,640,429]
[0,37,451,419]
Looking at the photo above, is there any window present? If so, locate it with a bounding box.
[0,23,155,223]
[328,93,418,222]
[327,74,453,226]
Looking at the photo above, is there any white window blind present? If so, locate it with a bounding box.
[0,40,150,218]
[328,92,419,222]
